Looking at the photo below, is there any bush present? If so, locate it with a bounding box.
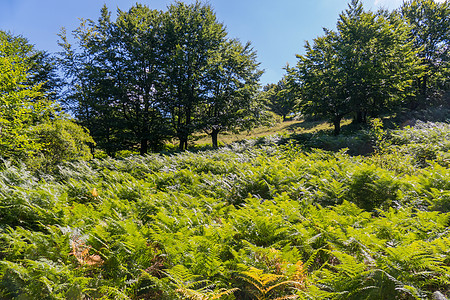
[29,118,95,171]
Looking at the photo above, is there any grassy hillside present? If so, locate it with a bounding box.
[192,119,352,146]
[0,121,449,299]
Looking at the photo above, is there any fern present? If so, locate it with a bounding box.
[167,265,237,300]
[1,124,449,298]
[238,267,303,300]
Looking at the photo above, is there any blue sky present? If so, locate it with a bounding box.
[0,0,437,85]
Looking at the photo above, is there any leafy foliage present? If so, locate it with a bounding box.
[1,1,449,299]
[291,0,423,135]
[59,2,263,153]
[0,31,94,170]
[263,74,298,122]
[401,0,450,107]
[0,31,54,160]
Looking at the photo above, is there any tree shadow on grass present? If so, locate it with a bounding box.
[283,120,325,131]
[280,122,374,156]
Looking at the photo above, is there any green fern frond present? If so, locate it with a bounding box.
[176,287,239,300]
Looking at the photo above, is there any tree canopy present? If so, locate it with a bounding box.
[2,0,448,157]
[0,31,94,168]
[59,1,262,153]
[292,0,423,135]
[198,39,263,148]
[0,31,55,159]
[401,0,450,107]
[263,69,298,122]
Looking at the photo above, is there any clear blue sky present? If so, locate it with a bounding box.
[0,0,428,85]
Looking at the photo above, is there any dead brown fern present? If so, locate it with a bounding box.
[70,236,103,267]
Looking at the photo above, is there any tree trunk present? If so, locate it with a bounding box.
[179,138,187,151]
[356,111,363,123]
[90,144,95,157]
[333,117,341,136]
[140,138,148,155]
[211,129,219,148]
[422,74,427,100]
[355,110,368,124]
[182,106,191,151]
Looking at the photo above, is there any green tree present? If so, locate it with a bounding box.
[0,31,61,101]
[199,39,263,148]
[27,51,62,101]
[335,0,421,123]
[294,0,421,134]
[160,1,227,151]
[60,2,264,153]
[29,117,95,171]
[59,5,170,155]
[401,0,450,107]
[0,31,94,168]
[58,11,123,155]
[296,31,349,135]
[0,31,53,159]
[115,4,173,154]
[264,71,298,122]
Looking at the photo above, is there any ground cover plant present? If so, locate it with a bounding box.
[0,122,449,299]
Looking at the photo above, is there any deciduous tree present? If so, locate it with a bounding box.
[59,5,170,155]
[199,39,262,148]
[0,31,94,168]
[336,1,421,123]
[160,1,227,151]
[0,31,54,159]
[296,31,349,135]
[294,0,421,134]
[401,0,449,107]
[264,70,298,122]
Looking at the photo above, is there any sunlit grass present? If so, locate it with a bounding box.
[192,118,352,146]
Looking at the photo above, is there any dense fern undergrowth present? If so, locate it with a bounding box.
[0,122,449,299]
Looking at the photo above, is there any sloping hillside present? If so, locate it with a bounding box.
[0,122,449,299]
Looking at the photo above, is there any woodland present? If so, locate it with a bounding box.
[0,0,449,299]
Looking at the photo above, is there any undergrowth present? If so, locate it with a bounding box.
[0,122,449,299]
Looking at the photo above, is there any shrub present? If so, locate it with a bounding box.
[28,118,95,172]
